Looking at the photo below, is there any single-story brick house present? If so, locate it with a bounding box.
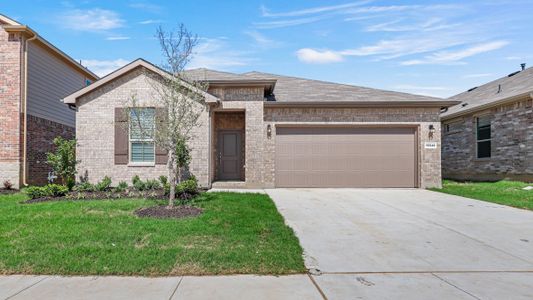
[442,65,533,181]
[63,59,458,189]
[0,14,98,188]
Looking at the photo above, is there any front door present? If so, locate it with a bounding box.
[217,130,242,180]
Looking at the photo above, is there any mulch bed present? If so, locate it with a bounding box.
[0,189,19,195]
[23,190,167,204]
[135,205,203,219]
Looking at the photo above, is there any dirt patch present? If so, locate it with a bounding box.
[135,205,203,219]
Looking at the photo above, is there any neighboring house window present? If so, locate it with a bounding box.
[129,108,155,163]
[476,115,491,158]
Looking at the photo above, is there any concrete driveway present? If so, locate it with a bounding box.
[266,188,533,299]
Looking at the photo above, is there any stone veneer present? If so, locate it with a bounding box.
[442,98,533,181]
[76,67,210,186]
[263,107,442,188]
[0,28,22,188]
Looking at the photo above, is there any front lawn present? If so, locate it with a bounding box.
[0,192,305,276]
[431,180,533,211]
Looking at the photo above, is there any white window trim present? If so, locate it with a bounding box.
[129,108,156,164]
[475,115,491,159]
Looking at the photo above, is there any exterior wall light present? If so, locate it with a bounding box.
[428,124,435,139]
[267,124,272,139]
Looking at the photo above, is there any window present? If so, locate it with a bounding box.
[476,115,491,158]
[129,108,155,163]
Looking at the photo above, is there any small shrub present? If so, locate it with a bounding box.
[25,184,68,199]
[159,175,168,186]
[132,175,146,191]
[115,181,128,192]
[95,176,112,191]
[177,176,198,195]
[145,179,161,190]
[3,180,13,190]
[73,182,95,192]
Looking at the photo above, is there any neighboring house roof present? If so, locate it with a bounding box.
[185,68,458,107]
[63,59,219,105]
[442,66,533,120]
[0,13,98,80]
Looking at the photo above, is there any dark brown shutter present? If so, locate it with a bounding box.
[155,107,168,165]
[114,108,129,165]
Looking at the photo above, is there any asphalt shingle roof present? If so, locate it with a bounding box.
[185,68,445,103]
[443,66,533,118]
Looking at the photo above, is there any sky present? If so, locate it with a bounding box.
[3,0,533,98]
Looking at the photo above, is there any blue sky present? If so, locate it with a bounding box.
[3,0,533,97]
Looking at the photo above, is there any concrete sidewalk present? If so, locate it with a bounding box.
[3,272,533,299]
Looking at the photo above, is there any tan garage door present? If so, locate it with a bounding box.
[275,127,417,188]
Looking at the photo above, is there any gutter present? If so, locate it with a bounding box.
[263,100,460,108]
[441,92,533,121]
[22,31,37,186]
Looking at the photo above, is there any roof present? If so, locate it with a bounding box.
[442,66,533,120]
[63,59,219,105]
[184,68,457,107]
[0,13,98,80]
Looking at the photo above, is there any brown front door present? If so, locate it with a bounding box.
[217,130,242,180]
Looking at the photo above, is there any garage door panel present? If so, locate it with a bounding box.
[275,127,416,188]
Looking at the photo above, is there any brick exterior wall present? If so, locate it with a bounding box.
[263,107,442,188]
[26,115,75,185]
[0,28,22,188]
[442,98,533,181]
[75,67,443,189]
[76,67,210,186]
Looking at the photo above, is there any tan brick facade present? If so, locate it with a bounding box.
[74,66,444,189]
[442,98,533,181]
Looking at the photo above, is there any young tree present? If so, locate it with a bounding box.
[127,24,208,208]
[46,137,78,189]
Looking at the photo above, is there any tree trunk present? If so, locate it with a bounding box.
[167,148,176,208]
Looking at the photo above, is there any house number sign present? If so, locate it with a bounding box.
[424,142,438,149]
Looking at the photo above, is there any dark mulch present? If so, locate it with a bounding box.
[0,189,19,195]
[135,205,203,219]
[23,190,167,204]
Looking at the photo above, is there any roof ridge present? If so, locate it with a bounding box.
[243,70,443,100]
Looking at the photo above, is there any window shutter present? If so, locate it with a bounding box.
[114,108,129,164]
[155,107,168,165]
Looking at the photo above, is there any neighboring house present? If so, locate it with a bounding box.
[441,65,533,181]
[0,14,98,188]
[63,59,458,189]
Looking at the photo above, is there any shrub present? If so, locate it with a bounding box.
[46,137,78,189]
[177,176,198,195]
[3,180,13,190]
[25,184,68,199]
[73,182,95,192]
[95,176,112,191]
[144,179,161,190]
[159,175,168,186]
[115,181,128,192]
[132,175,146,191]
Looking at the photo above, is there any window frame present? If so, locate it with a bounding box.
[475,114,491,159]
[128,107,156,165]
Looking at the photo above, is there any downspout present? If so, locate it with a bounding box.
[22,32,37,186]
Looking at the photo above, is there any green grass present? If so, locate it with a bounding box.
[431,180,533,210]
[0,192,305,276]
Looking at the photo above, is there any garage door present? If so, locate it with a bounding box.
[275,127,417,188]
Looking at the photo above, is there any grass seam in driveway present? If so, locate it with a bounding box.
[0,192,305,276]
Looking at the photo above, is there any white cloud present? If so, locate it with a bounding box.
[60,9,124,32]
[188,38,252,70]
[260,1,371,18]
[139,19,162,25]
[364,18,457,33]
[106,36,130,41]
[296,48,343,64]
[244,30,282,48]
[129,2,162,14]
[462,73,493,79]
[401,41,509,65]
[80,59,130,77]
[505,56,522,60]
[254,15,326,29]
